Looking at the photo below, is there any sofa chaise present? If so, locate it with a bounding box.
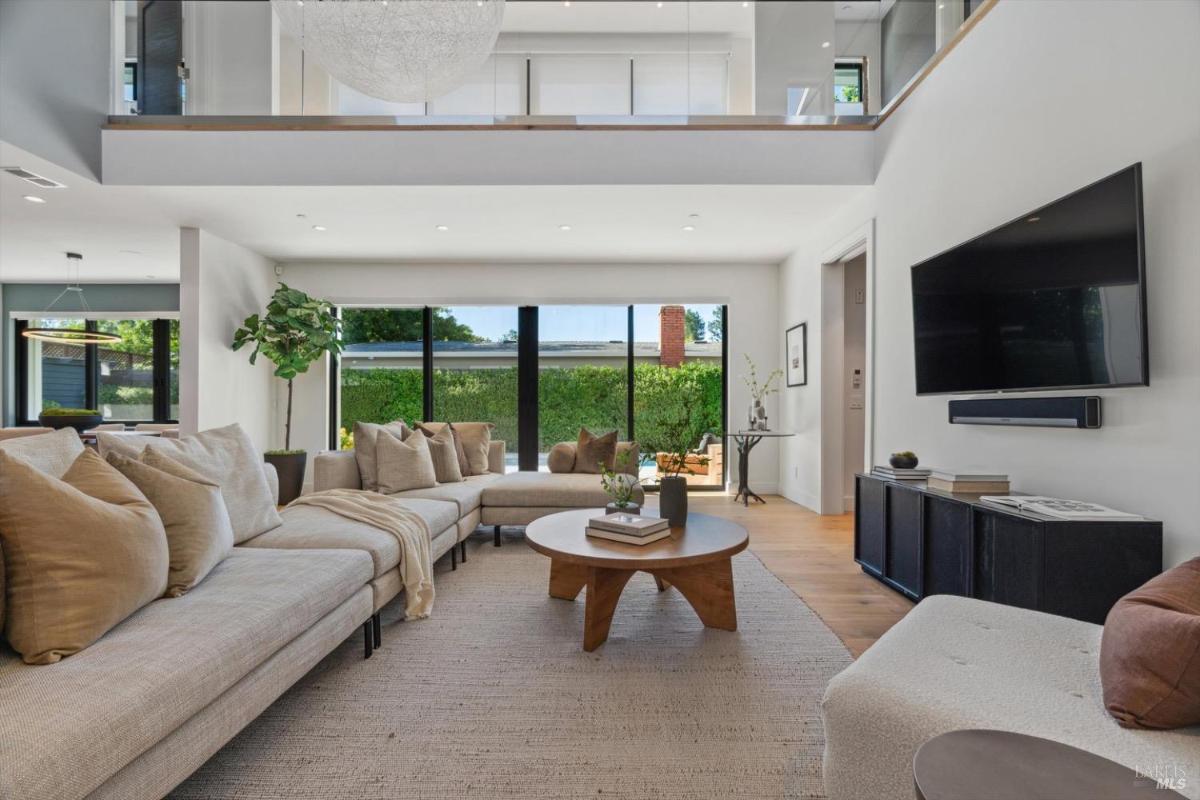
[821,595,1200,800]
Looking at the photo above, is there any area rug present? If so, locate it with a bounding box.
[170,538,852,800]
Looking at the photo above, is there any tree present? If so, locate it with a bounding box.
[684,309,706,343]
[342,308,481,344]
[502,329,519,343]
[232,283,342,451]
[708,308,724,342]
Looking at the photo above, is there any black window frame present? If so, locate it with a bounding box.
[330,304,729,490]
[833,59,866,110]
[13,317,179,425]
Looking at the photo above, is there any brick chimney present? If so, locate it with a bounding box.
[659,305,686,368]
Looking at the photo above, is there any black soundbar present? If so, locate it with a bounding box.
[948,396,1102,429]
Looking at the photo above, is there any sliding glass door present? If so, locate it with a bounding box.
[338,308,424,441]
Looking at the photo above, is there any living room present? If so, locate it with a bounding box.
[1,1,1198,799]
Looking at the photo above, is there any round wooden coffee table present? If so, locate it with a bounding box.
[525,509,749,651]
[914,730,1188,800]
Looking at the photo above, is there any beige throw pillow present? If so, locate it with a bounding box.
[547,442,576,473]
[0,427,84,478]
[574,427,618,474]
[417,424,464,483]
[416,422,471,476]
[98,423,281,544]
[0,449,168,664]
[107,450,234,597]
[423,422,494,475]
[376,429,438,493]
[353,420,410,491]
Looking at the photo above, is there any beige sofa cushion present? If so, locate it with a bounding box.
[0,426,84,477]
[98,423,281,543]
[574,427,617,474]
[481,471,645,509]
[421,421,494,475]
[0,547,372,800]
[107,449,234,597]
[376,428,437,493]
[0,449,168,664]
[389,473,501,516]
[416,423,464,483]
[352,420,410,492]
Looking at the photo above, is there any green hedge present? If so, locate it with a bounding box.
[340,362,722,453]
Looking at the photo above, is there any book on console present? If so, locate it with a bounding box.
[980,495,1143,521]
[589,513,670,536]
[871,466,931,480]
[586,527,673,546]
[929,469,1009,482]
[928,477,1011,494]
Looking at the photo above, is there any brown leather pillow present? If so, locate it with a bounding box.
[1100,558,1200,729]
[573,427,617,474]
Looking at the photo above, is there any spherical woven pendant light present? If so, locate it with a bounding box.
[271,0,506,104]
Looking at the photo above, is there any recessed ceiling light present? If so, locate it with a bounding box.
[563,1,570,6]
[559,224,572,231]
[821,41,831,48]
[1026,216,1040,223]
[23,195,46,204]
[937,3,945,8]
[657,1,663,6]
[682,225,696,232]
[742,1,749,6]
[436,224,450,232]
[312,225,327,231]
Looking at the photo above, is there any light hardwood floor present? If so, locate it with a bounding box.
[687,493,914,658]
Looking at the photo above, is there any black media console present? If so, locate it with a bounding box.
[854,473,1162,625]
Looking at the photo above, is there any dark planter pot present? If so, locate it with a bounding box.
[889,453,919,469]
[605,503,641,516]
[266,452,306,505]
[38,412,103,433]
[658,476,688,527]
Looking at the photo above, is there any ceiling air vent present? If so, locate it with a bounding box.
[0,167,67,189]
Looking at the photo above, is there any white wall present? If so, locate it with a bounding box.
[184,0,274,115]
[179,228,278,452]
[278,261,781,491]
[0,0,110,180]
[755,2,836,115]
[780,0,1200,566]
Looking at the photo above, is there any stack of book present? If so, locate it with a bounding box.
[871,465,931,481]
[586,513,672,545]
[928,470,1010,494]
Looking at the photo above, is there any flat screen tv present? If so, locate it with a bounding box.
[911,164,1148,395]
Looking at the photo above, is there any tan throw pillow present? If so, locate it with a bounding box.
[547,442,576,473]
[446,422,494,475]
[0,427,84,478]
[0,449,168,664]
[353,420,410,491]
[417,422,472,477]
[574,427,617,474]
[98,423,282,544]
[417,424,464,483]
[1100,558,1200,729]
[376,428,438,493]
[106,449,234,597]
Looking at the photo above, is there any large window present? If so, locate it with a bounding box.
[16,317,178,423]
[334,304,726,488]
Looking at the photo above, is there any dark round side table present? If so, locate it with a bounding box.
[726,430,794,506]
[914,729,1188,800]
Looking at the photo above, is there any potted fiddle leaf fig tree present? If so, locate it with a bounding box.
[232,283,342,504]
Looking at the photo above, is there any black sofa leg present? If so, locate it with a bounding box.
[494,525,502,547]
[451,546,457,571]
[372,613,381,648]
[460,540,467,563]
[363,620,373,659]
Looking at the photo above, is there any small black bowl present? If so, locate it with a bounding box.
[889,453,919,470]
[38,412,104,434]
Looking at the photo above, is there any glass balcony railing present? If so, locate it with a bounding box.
[110,0,989,127]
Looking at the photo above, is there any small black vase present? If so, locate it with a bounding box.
[658,475,688,527]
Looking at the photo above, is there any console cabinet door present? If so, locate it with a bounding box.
[886,484,922,597]
[855,476,886,576]
[923,495,971,597]
[973,511,1041,611]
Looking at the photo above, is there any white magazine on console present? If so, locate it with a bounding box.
[980,495,1144,521]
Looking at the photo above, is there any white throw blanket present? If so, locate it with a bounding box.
[289,489,435,619]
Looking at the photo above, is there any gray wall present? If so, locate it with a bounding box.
[0,0,112,180]
[2,283,180,425]
[754,2,836,115]
[881,0,936,105]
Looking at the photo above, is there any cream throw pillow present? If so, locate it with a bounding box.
[107,449,234,597]
[353,420,411,492]
[98,423,281,544]
[0,427,84,478]
[420,422,493,475]
[416,424,464,483]
[0,449,168,664]
[376,429,437,493]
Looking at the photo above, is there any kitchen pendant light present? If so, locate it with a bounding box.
[21,253,122,345]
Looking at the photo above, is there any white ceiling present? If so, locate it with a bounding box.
[0,141,867,282]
